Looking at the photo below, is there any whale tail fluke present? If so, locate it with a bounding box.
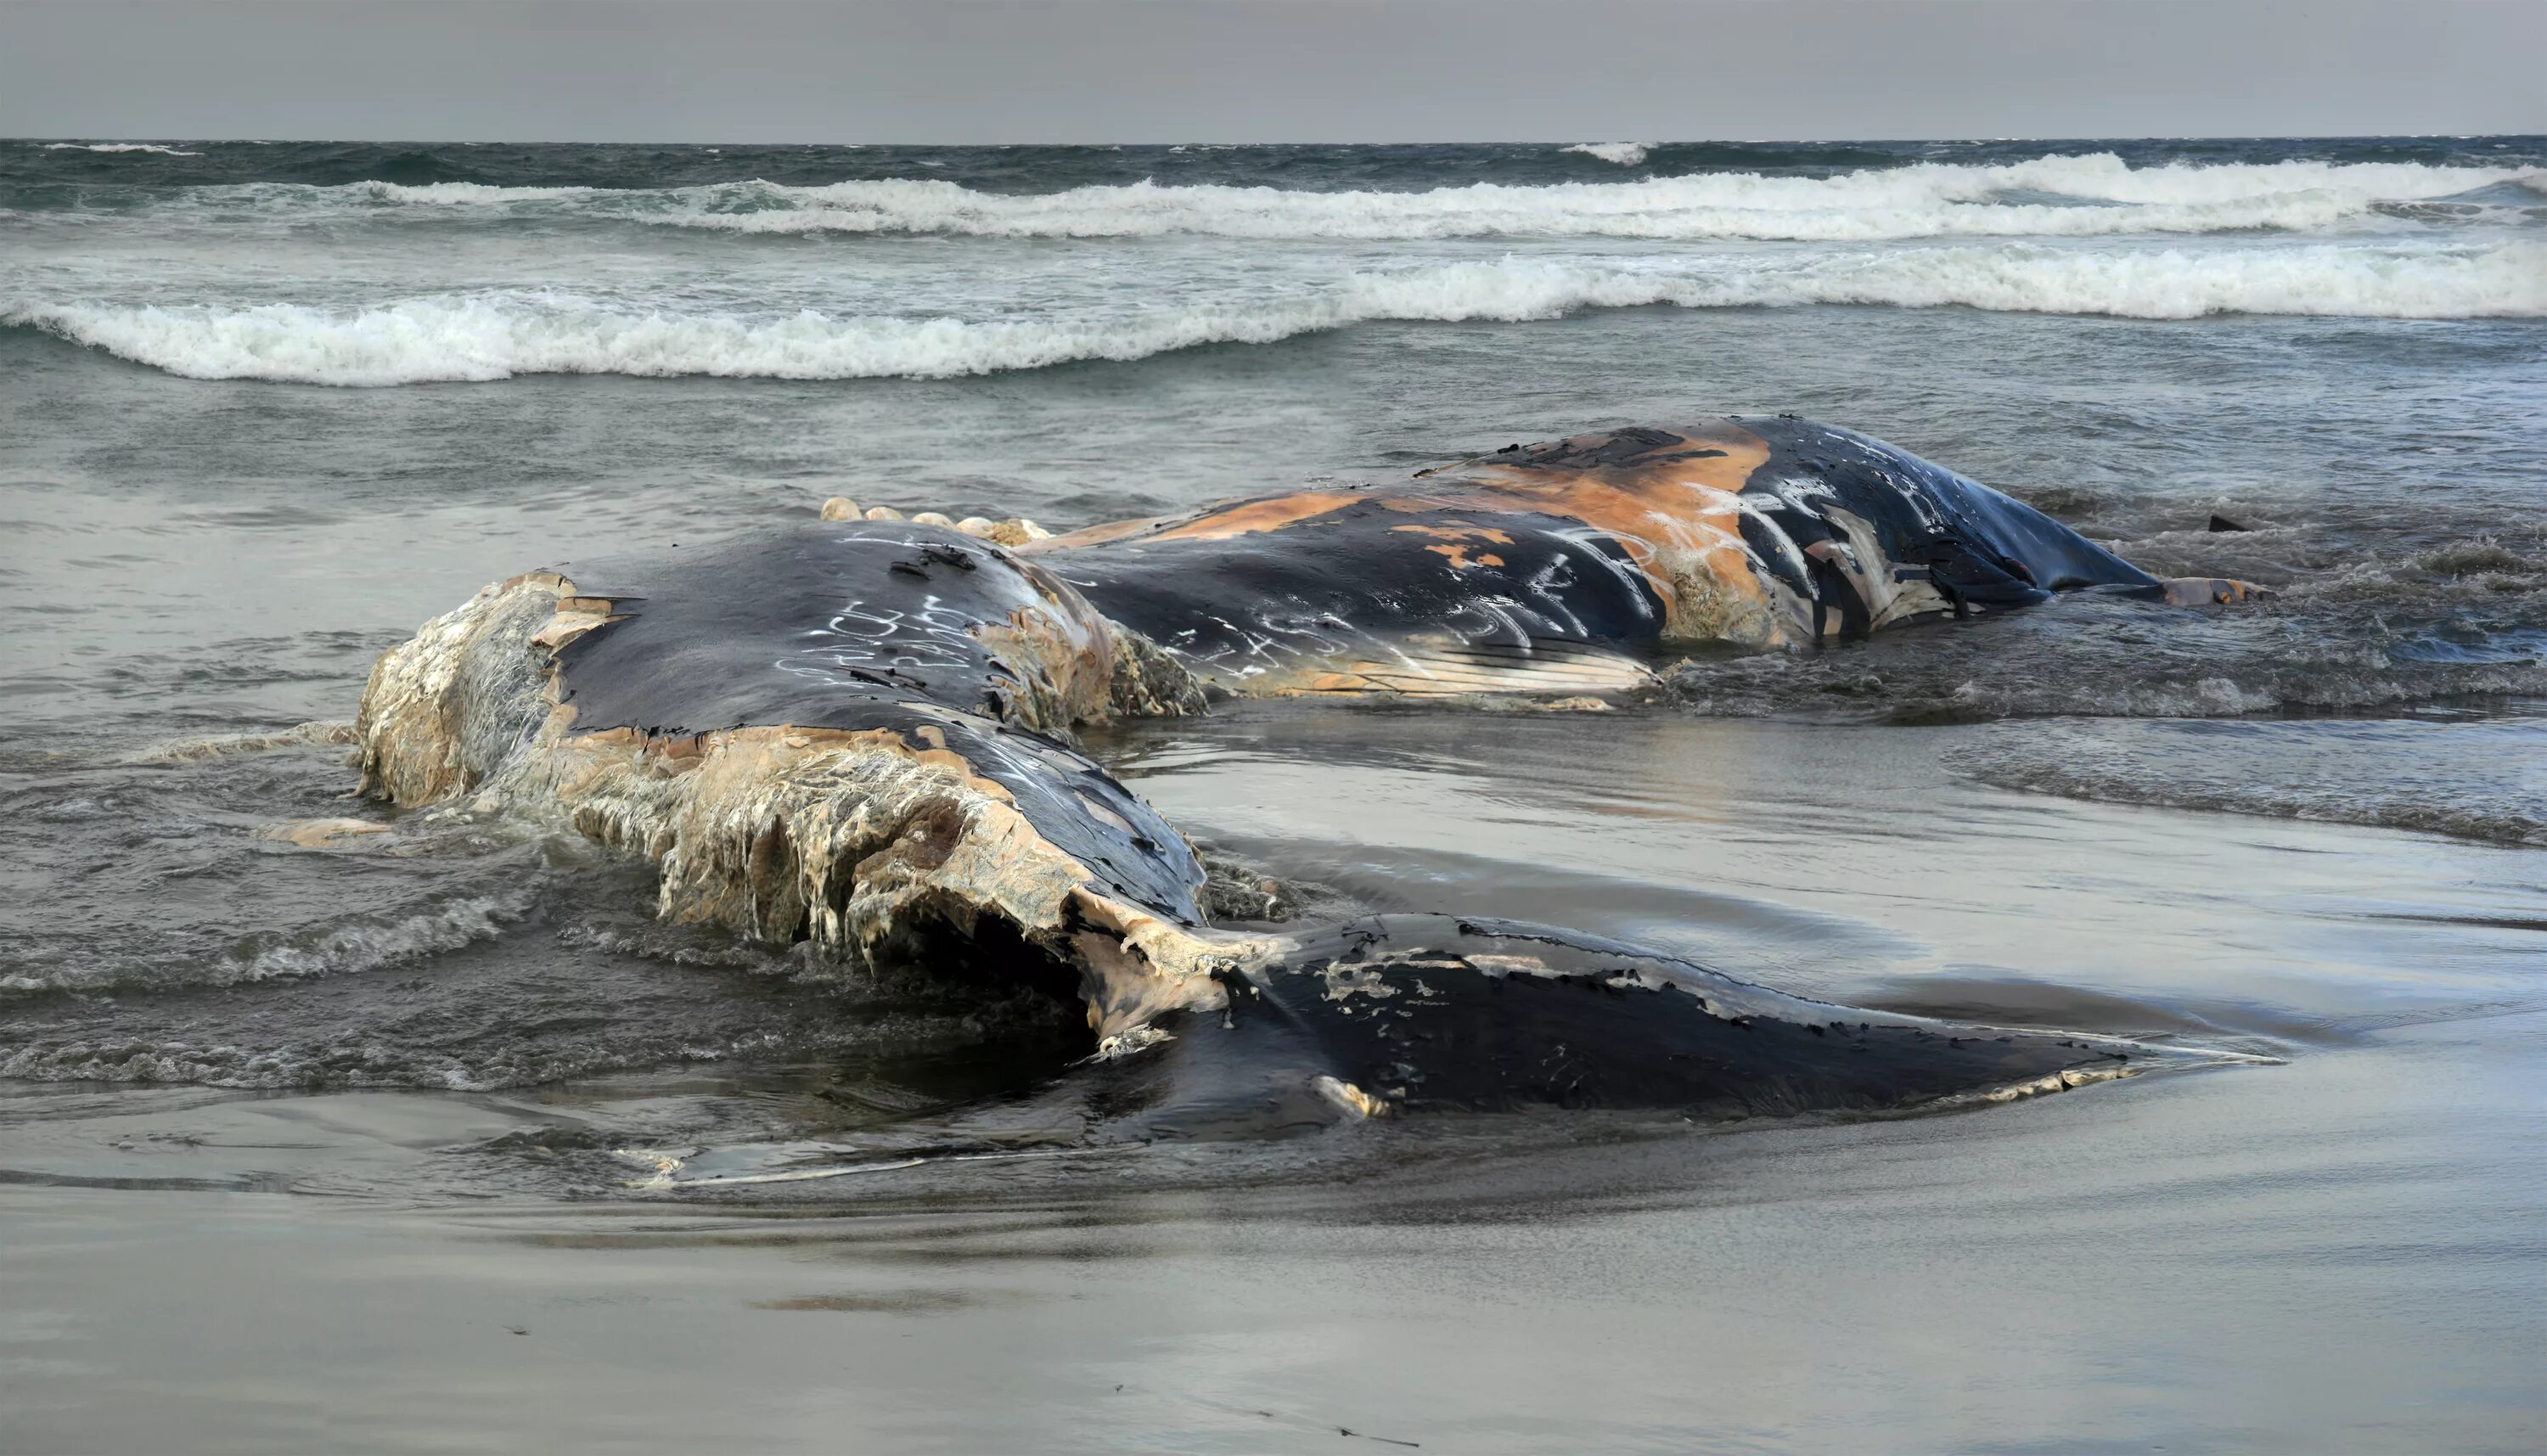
[1072,914,2263,1139]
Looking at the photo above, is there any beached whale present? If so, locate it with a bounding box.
[347,419,2258,1133]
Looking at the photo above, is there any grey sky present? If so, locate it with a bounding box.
[3,0,2539,143]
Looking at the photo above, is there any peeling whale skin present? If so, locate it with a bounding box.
[1039,498,1671,698]
[1032,415,2259,694]
[542,526,1210,921]
[349,421,2264,1136]
[355,525,1233,998]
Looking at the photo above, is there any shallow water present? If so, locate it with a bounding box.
[3,138,2545,1450]
[5,715,2543,1450]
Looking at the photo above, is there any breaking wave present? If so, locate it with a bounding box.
[11,243,2539,384]
[49,154,2543,242]
[223,893,528,984]
[41,141,202,156]
[0,892,530,998]
[1563,143,1653,167]
[367,155,2546,240]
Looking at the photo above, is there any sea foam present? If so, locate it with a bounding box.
[8,243,2539,385]
[82,153,2543,244]
[1564,143,1654,166]
[0,892,528,998]
[42,142,202,156]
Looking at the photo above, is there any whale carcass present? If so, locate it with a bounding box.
[351,419,2260,1133]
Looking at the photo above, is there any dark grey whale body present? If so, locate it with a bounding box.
[1107,915,2176,1139]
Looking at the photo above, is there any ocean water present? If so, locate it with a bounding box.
[3,138,2544,1453]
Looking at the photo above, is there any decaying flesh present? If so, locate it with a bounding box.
[353,550,1261,1044]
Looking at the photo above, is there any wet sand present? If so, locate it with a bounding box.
[6,710,2543,1453]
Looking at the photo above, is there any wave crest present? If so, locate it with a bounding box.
[77,152,2547,242]
[0,893,528,997]
[8,243,2538,385]
[42,141,202,156]
[1564,143,1653,167]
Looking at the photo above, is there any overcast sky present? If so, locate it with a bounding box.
[2,0,2538,143]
